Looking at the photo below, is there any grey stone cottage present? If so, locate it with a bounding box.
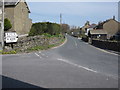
[4,0,32,36]
[94,17,120,39]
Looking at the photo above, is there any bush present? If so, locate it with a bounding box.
[4,18,12,31]
[29,22,60,36]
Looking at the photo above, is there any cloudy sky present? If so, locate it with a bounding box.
[27,1,118,27]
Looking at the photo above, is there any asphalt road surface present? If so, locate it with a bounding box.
[2,35,119,88]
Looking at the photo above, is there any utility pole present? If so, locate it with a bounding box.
[118,1,120,22]
[0,0,4,48]
[60,13,62,25]
[2,0,4,48]
[60,13,62,34]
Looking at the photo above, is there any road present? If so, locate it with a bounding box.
[2,35,118,88]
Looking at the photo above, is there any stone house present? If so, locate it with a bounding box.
[88,29,107,40]
[71,29,80,37]
[4,0,32,36]
[94,17,120,39]
[81,24,90,33]
[85,24,97,36]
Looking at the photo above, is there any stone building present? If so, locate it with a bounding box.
[4,0,32,36]
[88,29,107,40]
[94,17,120,39]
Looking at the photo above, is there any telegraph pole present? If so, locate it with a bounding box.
[60,13,62,25]
[2,0,4,48]
[60,13,62,34]
[0,0,4,48]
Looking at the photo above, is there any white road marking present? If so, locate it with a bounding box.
[39,51,48,57]
[57,58,97,73]
[35,53,42,58]
[39,51,45,56]
[74,41,77,47]
[57,58,118,79]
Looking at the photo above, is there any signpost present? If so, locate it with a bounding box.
[5,32,18,43]
[0,0,4,48]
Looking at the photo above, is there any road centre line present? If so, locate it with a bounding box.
[39,51,49,57]
[57,58,118,79]
[57,58,97,73]
[74,41,77,47]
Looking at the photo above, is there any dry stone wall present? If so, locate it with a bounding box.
[4,35,64,52]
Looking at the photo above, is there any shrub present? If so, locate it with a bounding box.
[4,18,12,31]
[29,22,60,36]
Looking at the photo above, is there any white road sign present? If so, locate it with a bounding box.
[5,32,18,43]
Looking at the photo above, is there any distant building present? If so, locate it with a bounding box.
[70,29,80,37]
[81,24,90,33]
[85,24,97,36]
[94,17,120,39]
[4,0,32,36]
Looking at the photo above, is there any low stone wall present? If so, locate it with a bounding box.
[4,35,64,52]
[92,39,120,52]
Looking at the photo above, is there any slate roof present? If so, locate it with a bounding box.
[4,0,19,6]
[4,0,30,13]
[94,19,120,29]
[89,24,97,28]
[90,30,107,35]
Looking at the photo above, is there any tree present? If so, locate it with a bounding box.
[4,18,12,31]
[61,24,70,33]
[85,21,90,26]
[29,22,61,36]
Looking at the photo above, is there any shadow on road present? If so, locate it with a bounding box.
[2,75,49,89]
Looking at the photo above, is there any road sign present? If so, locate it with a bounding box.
[5,32,18,43]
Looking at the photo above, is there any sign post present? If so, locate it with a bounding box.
[0,0,4,48]
[5,32,18,43]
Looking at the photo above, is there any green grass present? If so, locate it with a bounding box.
[26,44,56,52]
[43,33,63,38]
[2,50,17,54]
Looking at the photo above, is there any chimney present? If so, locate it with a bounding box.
[113,16,115,20]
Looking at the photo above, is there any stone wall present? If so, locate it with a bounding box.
[92,39,120,52]
[4,35,64,52]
